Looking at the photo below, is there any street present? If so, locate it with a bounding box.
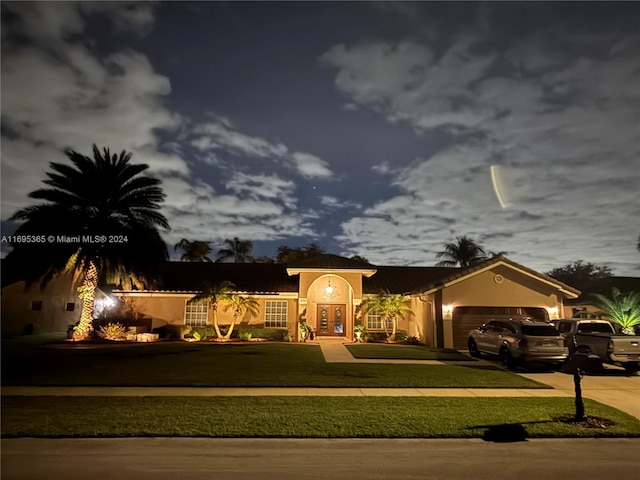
[2,438,639,480]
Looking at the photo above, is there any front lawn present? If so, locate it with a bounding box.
[346,344,472,361]
[1,340,545,388]
[2,396,639,438]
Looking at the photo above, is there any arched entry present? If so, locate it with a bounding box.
[307,275,354,338]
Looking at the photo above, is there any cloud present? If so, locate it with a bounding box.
[0,2,320,249]
[322,38,496,131]
[289,152,333,179]
[319,196,362,210]
[191,121,288,159]
[189,118,334,179]
[1,3,182,217]
[371,162,392,175]
[325,27,639,274]
[226,172,297,209]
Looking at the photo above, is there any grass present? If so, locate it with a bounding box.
[346,344,472,361]
[1,338,546,388]
[2,396,639,438]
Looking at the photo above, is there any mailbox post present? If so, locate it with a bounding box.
[562,351,593,421]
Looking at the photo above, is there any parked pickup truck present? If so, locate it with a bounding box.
[553,318,640,373]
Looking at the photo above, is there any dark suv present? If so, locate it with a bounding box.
[468,319,568,369]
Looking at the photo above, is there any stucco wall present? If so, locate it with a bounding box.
[117,294,298,338]
[1,275,81,335]
[442,265,561,308]
[299,272,362,299]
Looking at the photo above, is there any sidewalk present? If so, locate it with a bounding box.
[0,386,570,398]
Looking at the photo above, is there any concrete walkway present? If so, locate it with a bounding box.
[0,386,570,397]
[317,340,473,365]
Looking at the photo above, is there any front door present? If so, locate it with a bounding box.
[317,304,346,336]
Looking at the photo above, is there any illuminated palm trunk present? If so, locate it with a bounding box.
[224,312,240,340]
[72,261,98,341]
[211,303,223,339]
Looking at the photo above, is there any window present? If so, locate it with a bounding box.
[185,299,208,326]
[265,300,287,327]
[66,302,75,312]
[577,322,614,334]
[521,325,560,336]
[366,314,393,331]
[31,301,42,311]
[366,313,381,330]
[498,322,517,333]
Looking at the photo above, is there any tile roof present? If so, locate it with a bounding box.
[149,262,298,293]
[363,266,459,294]
[287,254,375,269]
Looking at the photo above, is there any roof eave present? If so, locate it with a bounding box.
[286,268,377,277]
[414,257,581,298]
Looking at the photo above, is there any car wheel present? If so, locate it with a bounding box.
[624,362,639,374]
[468,339,481,358]
[500,348,516,370]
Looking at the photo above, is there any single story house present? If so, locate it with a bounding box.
[111,254,582,349]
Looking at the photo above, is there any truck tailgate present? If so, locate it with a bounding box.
[611,336,640,360]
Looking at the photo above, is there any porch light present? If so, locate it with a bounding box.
[324,277,338,299]
[443,304,453,314]
[548,306,559,320]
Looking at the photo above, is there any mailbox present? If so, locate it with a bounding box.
[562,351,599,374]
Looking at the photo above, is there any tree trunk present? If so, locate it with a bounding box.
[224,313,239,339]
[211,304,223,339]
[574,369,585,420]
[72,261,98,341]
[388,317,397,342]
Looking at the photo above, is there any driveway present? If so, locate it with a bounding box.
[518,367,640,420]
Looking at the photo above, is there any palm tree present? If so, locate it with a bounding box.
[275,242,325,263]
[191,281,235,339]
[7,145,169,340]
[223,294,259,339]
[216,237,254,263]
[359,290,414,342]
[174,239,213,262]
[435,236,488,268]
[591,288,640,335]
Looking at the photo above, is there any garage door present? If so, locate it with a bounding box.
[452,306,549,350]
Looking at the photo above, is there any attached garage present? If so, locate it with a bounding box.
[413,257,581,349]
[451,306,549,350]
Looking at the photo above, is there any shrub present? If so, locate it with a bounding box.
[96,322,127,340]
[190,326,217,339]
[403,335,422,345]
[365,332,388,343]
[394,331,409,343]
[237,328,288,341]
[365,331,409,343]
[192,331,205,341]
[239,331,253,341]
[155,325,197,340]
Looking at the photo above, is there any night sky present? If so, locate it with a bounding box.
[1,2,639,275]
